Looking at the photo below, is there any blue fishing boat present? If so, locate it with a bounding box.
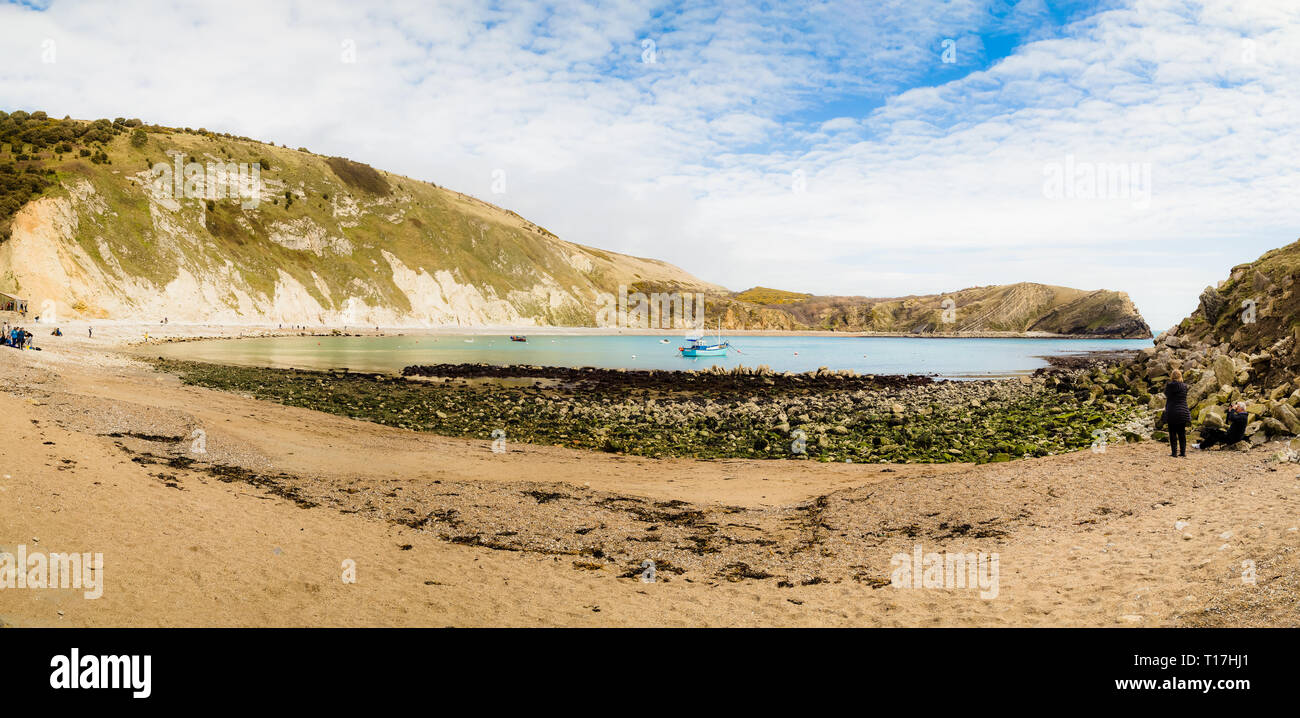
[679,338,729,357]
[679,320,730,357]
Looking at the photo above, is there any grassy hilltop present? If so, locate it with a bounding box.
[715,281,1151,337]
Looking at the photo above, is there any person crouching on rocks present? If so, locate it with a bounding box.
[1195,401,1248,450]
[1164,369,1191,457]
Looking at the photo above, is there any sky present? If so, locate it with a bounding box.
[2,0,1299,330]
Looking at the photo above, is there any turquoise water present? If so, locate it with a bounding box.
[149,334,1153,379]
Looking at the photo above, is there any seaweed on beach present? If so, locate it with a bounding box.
[150,357,1143,464]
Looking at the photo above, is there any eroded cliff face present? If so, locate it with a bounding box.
[0,127,718,325]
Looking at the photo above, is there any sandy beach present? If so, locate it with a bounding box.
[1,321,1297,627]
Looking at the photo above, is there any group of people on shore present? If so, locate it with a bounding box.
[1162,369,1249,457]
[2,322,33,349]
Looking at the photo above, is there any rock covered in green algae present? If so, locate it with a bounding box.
[153,358,1143,464]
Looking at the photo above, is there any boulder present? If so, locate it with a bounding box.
[1263,417,1290,436]
[1271,403,1300,434]
[1202,406,1226,430]
[1187,373,1218,405]
[1198,286,1226,322]
[1212,354,1237,387]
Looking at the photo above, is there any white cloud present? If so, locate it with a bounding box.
[1,0,1297,329]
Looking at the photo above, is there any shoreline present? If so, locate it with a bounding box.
[3,321,1296,627]
[6,317,1152,345]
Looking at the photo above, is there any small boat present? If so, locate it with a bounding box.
[510,335,527,342]
[679,338,729,357]
[679,320,730,357]
[659,338,670,344]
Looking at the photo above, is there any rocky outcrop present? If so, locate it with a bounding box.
[1198,285,1226,323]
[1071,239,1300,457]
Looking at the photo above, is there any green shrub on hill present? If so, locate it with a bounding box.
[325,156,391,196]
[0,109,131,241]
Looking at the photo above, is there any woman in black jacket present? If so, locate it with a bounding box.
[1164,369,1192,457]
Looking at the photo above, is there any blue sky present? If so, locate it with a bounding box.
[3,0,1299,329]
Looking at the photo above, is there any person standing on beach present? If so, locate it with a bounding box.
[1164,369,1191,457]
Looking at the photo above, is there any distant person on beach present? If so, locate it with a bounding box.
[1195,401,1248,450]
[1164,369,1191,457]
